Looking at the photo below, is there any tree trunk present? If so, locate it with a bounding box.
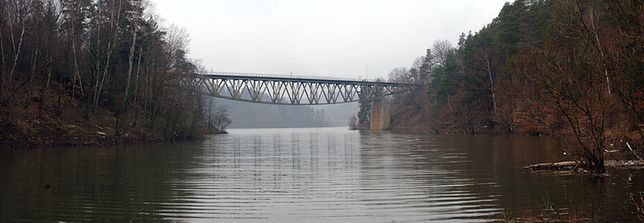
[0,29,5,100]
[132,40,145,127]
[27,50,37,108]
[93,0,122,109]
[57,71,63,116]
[480,50,498,118]
[94,45,111,108]
[72,43,84,97]
[123,18,138,104]
[41,58,52,117]
[7,25,25,100]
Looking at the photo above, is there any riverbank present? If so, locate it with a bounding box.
[1,111,157,148]
[389,121,643,160]
[0,109,226,148]
[0,90,226,148]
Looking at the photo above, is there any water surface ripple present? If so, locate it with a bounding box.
[0,127,641,222]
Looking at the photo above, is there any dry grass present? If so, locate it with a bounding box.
[501,210,596,223]
[500,198,597,223]
[629,192,644,222]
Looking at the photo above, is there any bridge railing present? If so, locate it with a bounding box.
[196,71,407,85]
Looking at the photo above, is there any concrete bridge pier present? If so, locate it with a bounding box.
[370,98,390,131]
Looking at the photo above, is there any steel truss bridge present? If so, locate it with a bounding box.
[191,72,418,105]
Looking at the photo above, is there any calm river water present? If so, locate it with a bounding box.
[1,127,642,222]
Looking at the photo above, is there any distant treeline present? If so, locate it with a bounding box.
[0,0,227,146]
[216,98,331,128]
[386,0,642,173]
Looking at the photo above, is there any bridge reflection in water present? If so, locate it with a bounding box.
[191,128,504,222]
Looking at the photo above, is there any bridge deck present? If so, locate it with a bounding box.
[196,72,415,86]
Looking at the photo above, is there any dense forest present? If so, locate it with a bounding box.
[383,0,642,173]
[0,0,228,147]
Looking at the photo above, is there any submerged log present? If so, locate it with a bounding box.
[523,161,579,171]
[524,160,644,172]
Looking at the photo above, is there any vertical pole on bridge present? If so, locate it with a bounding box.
[370,97,390,131]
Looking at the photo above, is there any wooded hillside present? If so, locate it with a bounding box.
[0,0,227,147]
[387,0,642,171]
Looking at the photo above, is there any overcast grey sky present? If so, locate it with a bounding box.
[152,0,509,79]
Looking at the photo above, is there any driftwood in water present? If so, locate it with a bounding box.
[523,161,579,171]
[524,160,644,172]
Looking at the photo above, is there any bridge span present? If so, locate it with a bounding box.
[189,71,419,130]
[192,72,417,105]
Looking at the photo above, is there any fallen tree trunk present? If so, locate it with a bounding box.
[524,160,644,172]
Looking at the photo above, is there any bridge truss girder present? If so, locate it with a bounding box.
[192,74,415,105]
